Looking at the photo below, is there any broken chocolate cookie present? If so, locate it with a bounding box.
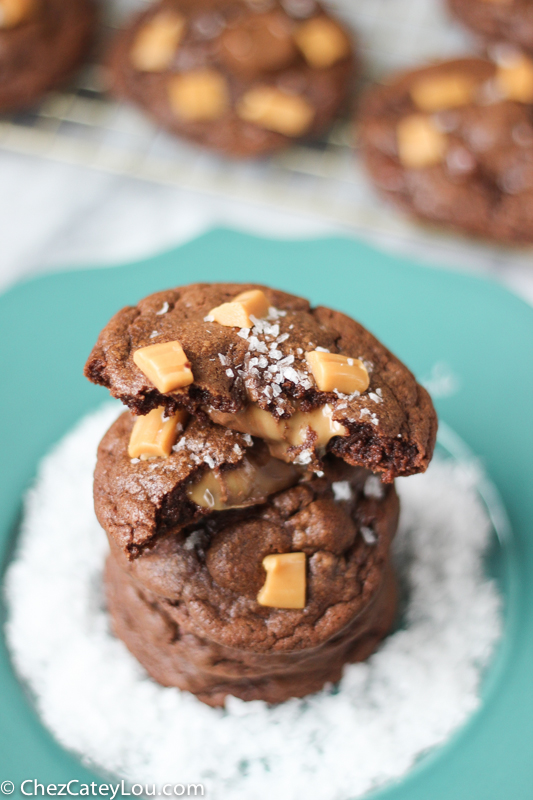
[85,283,437,481]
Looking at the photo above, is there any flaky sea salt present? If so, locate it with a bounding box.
[4,405,502,800]
[332,481,352,501]
[360,526,377,545]
[364,475,384,499]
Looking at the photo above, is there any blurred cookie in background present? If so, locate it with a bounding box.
[359,54,533,244]
[0,0,96,112]
[107,0,356,158]
[448,0,533,56]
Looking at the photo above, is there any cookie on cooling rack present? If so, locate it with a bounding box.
[0,0,96,112]
[106,0,355,157]
[359,55,533,243]
[447,0,533,56]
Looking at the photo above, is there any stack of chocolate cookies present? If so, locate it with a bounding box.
[85,283,437,707]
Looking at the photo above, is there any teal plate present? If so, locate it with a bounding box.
[0,229,532,798]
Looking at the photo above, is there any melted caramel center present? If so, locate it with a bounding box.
[186,443,301,510]
[207,403,347,461]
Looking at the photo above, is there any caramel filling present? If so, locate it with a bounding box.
[207,403,348,461]
[186,444,301,510]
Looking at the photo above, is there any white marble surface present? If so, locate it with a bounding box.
[2,148,533,307]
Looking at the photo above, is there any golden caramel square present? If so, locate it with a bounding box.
[410,73,476,112]
[294,17,350,69]
[128,407,188,459]
[130,11,185,72]
[209,289,270,328]
[133,340,193,393]
[168,69,229,121]
[306,350,370,394]
[236,86,314,137]
[257,552,306,609]
[396,114,447,169]
[496,54,533,103]
[0,0,35,28]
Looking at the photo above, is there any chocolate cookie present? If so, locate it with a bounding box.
[448,0,533,56]
[359,55,533,243]
[85,283,437,481]
[105,554,397,706]
[106,0,355,157]
[0,0,96,112]
[104,463,398,652]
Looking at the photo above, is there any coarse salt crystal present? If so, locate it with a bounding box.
[156,302,169,316]
[364,475,384,499]
[332,481,352,501]
[283,367,300,384]
[294,449,312,465]
[360,526,377,545]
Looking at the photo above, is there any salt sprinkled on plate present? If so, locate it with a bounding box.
[4,405,502,800]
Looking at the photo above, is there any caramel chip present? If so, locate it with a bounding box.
[496,53,533,103]
[257,552,306,609]
[396,113,447,169]
[128,407,188,459]
[294,17,350,69]
[410,73,476,112]
[411,72,476,112]
[306,350,370,394]
[209,289,270,328]
[168,69,229,121]
[133,340,193,393]
[130,11,185,72]
[236,86,314,137]
[0,0,35,28]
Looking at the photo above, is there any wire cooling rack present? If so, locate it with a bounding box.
[4,0,526,263]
